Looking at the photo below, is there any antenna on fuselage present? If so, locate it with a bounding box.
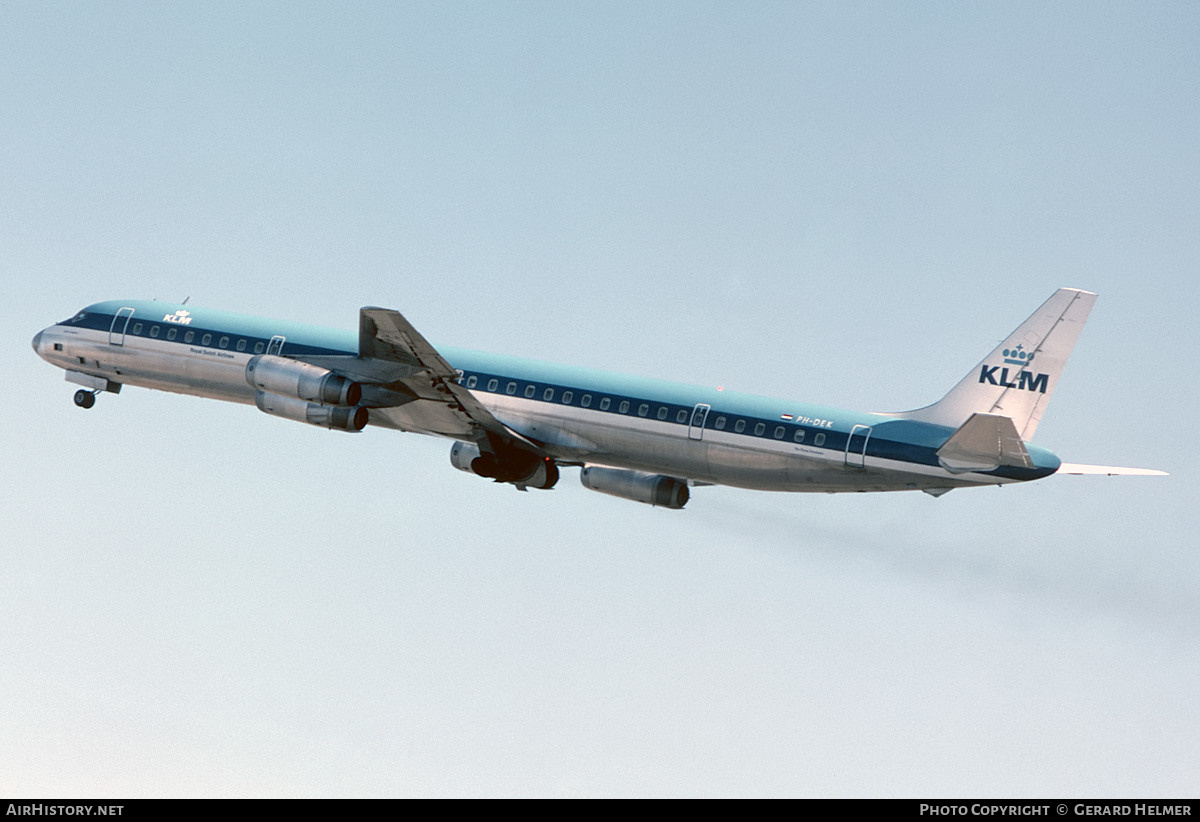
[181,296,190,305]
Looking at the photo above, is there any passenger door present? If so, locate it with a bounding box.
[108,307,135,345]
[845,424,871,468]
[688,403,710,441]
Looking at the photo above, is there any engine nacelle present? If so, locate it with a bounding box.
[580,466,689,509]
[255,390,368,432]
[245,355,362,406]
[449,441,482,473]
[450,441,559,489]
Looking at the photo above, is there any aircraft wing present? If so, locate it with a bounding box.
[348,307,545,451]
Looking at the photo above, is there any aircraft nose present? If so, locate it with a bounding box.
[31,330,43,354]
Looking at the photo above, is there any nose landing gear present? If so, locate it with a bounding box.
[73,389,96,409]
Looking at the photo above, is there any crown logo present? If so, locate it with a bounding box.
[1002,344,1035,366]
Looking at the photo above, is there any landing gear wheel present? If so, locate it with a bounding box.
[74,390,96,409]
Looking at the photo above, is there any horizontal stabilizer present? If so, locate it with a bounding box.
[1056,463,1168,477]
[936,413,1031,474]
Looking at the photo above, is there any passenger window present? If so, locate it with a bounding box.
[487,379,498,391]
[638,404,649,417]
[754,422,766,436]
[543,387,554,401]
[506,382,517,395]
[254,341,265,354]
[219,336,229,349]
[676,409,688,423]
[466,376,477,388]
[562,391,573,404]
[618,400,630,414]
[600,398,611,411]
[167,327,177,340]
[184,331,194,343]
[236,339,246,352]
[150,326,160,338]
[657,407,668,420]
[793,429,805,443]
[774,426,785,439]
[524,384,536,398]
[132,322,143,334]
[734,419,746,433]
[201,333,212,346]
[581,394,591,408]
[715,416,726,430]
[814,433,826,446]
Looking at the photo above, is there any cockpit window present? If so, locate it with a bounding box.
[63,312,87,324]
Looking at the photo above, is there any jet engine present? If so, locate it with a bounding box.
[245,355,362,406]
[580,466,689,509]
[255,391,368,432]
[450,441,559,489]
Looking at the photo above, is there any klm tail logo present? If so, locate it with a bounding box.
[979,346,1048,393]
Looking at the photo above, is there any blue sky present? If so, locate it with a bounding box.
[4,1,1198,796]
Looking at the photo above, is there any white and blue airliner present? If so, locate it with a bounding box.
[32,288,1163,508]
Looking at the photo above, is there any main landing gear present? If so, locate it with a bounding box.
[73,389,96,409]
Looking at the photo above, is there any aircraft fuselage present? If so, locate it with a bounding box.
[33,299,1063,503]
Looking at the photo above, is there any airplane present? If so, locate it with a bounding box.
[31,288,1164,508]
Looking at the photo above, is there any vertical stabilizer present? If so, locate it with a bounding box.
[896,288,1097,441]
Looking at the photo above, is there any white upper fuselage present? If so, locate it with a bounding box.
[32,299,1062,495]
